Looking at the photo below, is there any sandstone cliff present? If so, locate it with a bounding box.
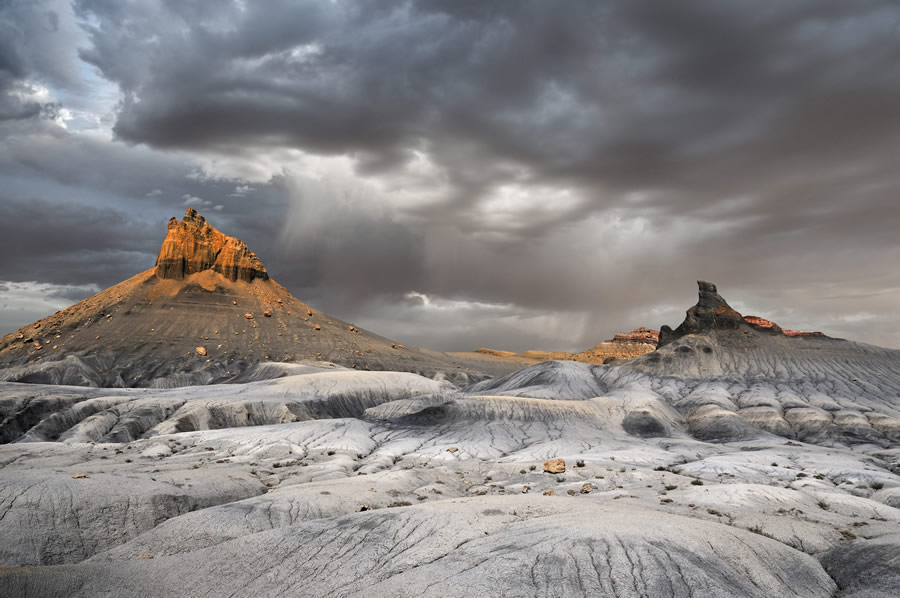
[155,208,268,282]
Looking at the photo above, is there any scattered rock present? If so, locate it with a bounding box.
[580,483,593,494]
[244,313,254,320]
[446,447,458,453]
[544,459,566,474]
[71,472,89,479]
[195,346,207,356]
[543,490,555,496]
[314,324,321,331]
[138,555,153,560]
[263,310,272,317]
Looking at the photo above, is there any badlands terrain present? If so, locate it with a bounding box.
[0,212,898,597]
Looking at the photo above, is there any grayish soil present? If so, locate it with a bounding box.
[1,329,900,596]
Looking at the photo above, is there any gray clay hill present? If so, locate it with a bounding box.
[0,209,529,388]
[1,281,899,597]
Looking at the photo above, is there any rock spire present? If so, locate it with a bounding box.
[155,208,268,282]
[658,281,746,347]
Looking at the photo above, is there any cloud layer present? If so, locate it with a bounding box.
[2,1,900,350]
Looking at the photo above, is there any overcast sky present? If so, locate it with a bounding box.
[2,0,900,351]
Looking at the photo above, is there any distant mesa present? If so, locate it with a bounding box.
[475,327,659,366]
[156,208,268,282]
[658,281,825,347]
[742,315,825,338]
[607,327,659,346]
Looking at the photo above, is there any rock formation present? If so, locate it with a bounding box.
[658,281,827,347]
[658,281,746,347]
[743,315,825,337]
[608,327,659,346]
[155,208,268,282]
[0,210,526,387]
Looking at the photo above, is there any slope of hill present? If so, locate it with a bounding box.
[0,209,524,387]
[1,280,899,597]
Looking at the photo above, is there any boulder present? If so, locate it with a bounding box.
[543,459,565,474]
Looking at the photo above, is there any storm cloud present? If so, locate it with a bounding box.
[2,0,900,350]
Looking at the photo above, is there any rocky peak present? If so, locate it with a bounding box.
[155,208,268,282]
[658,281,828,347]
[658,281,746,347]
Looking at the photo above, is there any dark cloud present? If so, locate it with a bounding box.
[2,1,900,349]
[0,196,158,286]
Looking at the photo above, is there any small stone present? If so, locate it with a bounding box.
[307,309,313,316]
[196,346,207,356]
[71,472,89,479]
[314,324,321,330]
[580,483,593,494]
[232,301,238,305]
[446,447,458,453]
[357,504,371,512]
[263,310,272,317]
[543,490,555,496]
[244,313,254,319]
[544,459,566,474]
[566,489,576,496]
[138,555,154,559]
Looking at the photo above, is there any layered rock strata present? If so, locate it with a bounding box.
[155,208,268,282]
